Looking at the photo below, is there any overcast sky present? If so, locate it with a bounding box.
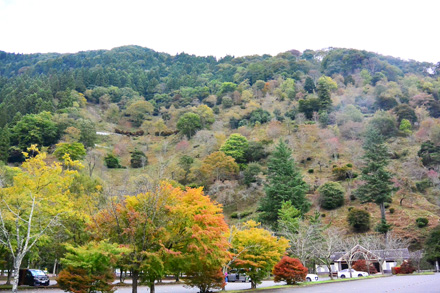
[1,0,439,63]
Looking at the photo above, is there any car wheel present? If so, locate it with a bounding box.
[340,274,346,278]
[358,274,363,277]
[306,277,311,282]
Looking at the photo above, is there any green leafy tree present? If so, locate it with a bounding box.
[259,140,310,227]
[244,141,267,162]
[10,112,59,150]
[220,133,249,164]
[418,141,440,168]
[394,104,417,124]
[318,181,345,210]
[177,113,202,139]
[347,208,371,232]
[304,76,316,94]
[178,155,194,185]
[54,142,86,161]
[298,97,321,119]
[355,127,393,234]
[247,108,271,125]
[77,119,97,148]
[104,154,122,168]
[130,149,148,168]
[195,105,215,128]
[57,241,124,293]
[368,110,397,138]
[243,163,262,186]
[125,100,154,127]
[399,119,412,135]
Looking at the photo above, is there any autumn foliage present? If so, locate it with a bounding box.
[273,256,308,285]
[352,259,378,274]
[57,267,114,293]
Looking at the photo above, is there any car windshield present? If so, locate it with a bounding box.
[30,270,46,276]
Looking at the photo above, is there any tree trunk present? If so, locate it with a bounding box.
[251,280,257,289]
[132,270,139,293]
[327,264,334,280]
[150,282,155,293]
[380,202,386,221]
[53,258,57,275]
[12,256,23,293]
[6,261,12,285]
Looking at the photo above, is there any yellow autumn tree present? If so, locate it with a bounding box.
[0,146,80,293]
[200,151,239,183]
[231,220,289,289]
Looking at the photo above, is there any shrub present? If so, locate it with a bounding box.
[347,208,371,232]
[416,217,429,228]
[389,208,395,214]
[399,260,416,274]
[352,260,377,274]
[392,266,401,274]
[57,241,122,293]
[318,182,345,210]
[104,154,122,168]
[273,256,308,285]
[308,169,314,173]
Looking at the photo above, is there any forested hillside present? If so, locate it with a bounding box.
[1,46,440,286]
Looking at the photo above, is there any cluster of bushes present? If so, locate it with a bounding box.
[392,260,416,274]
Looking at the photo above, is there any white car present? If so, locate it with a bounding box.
[306,273,319,282]
[337,268,369,278]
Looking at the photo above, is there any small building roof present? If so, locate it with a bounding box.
[331,245,410,262]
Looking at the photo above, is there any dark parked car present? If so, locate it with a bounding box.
[19,269,50,286]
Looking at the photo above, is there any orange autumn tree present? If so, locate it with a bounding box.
[231,220,289,289]
[90,183,230,293]
[90,184,176,293]
[273,256,308,285]
[169,186,230,293]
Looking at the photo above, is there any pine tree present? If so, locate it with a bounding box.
[355,127,394,234]
[259,140,309,227]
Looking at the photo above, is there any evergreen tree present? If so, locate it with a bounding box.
[259,140,309,227]
[0,126,10,163]
[355,127,393,234]
[316,76,337,112]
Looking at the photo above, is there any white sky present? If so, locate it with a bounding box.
[0,0,439,63]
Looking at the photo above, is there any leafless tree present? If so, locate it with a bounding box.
[84,148,103,177]
[313,227,344,279]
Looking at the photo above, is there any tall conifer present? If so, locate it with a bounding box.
[355,127,394,234]
[259,140,309,227]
